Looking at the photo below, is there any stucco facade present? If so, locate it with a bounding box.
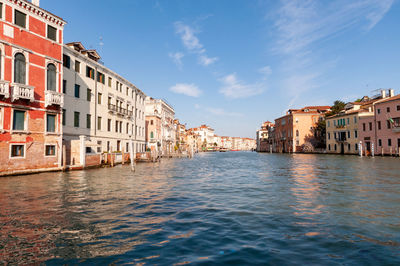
[62,42,146,166]
[0,0,65,175]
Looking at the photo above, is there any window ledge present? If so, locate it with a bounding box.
[45,132,60,136]
[11,130,30,134]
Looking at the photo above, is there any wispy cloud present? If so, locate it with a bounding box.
[219,73,264,99]
[170,83,202,97]
[195,104,244,117]
[271,0,394,109]
[259,65,272,79]
[174,21,218,66]
[169,52,184,69]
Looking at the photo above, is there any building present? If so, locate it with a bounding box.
[359,90,400,155]
[62,42,146,167]
[0,0,66,175]
[256,121,273,152]
[145,111,162,153]
[274,106,331,153]
[190,125,215,150]
[145,97,175,155]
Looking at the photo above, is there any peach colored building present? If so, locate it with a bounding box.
[145,113,162,153]
[274,106,330,153]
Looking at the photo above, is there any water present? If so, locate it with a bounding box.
[1,152,399,265]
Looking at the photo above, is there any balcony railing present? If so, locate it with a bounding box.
[0,80,10,98]
[108,103,131,117]
[108,103,117,112]
[11,83,35,102]
[45,90,63,107]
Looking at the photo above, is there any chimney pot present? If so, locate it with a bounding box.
[32,0,40,6]
[381,89,386,98]
[389,89,395,97]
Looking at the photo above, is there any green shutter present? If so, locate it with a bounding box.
[13,110,25,130]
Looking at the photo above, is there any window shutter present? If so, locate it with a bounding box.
[47,64,56,91]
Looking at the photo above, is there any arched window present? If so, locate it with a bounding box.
[47,63,56,91]
[150,131,154,139]
[14,53,26,84]
[296,130,299,137]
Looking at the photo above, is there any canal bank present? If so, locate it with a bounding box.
[1,152,399,265]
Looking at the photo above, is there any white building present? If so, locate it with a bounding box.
[62,42,146,165]
[145,97,175,155]
[191,125,215,148]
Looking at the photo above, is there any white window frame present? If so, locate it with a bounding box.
[45,60,59,92]
[11,108,28,133]
[11,49,29,85]
[45,112,58,133]
[44,143,57,157]
[13,7,29,30]
[46,24,58,43]
[10,143,26,159]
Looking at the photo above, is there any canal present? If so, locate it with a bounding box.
[0,152,399,265]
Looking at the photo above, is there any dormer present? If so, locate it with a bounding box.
[66,42,86,52]
[82,50,101,62]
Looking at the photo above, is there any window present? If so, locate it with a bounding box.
[74,112,80,127]
[151,120,154,125]
[63,80,67,94]
[378,139,382,146]
[126,143,129,152]
[108,96,112,105]
[86,114,91,129]
[13,110,25,131]
[126,87,129,96]
[75,60,80,73]
[296,130,299,137]
[327,121,330,127]
[369,122,372,131]
[347,118,350,125]
[97,141,102,153]
[354,116,357,123]
[87,88,91,101]
[45,145,56,156]
[377,109,381,114]
[387,120,391,129]
[62,109,66,126]
[328,132,330,140]
[115,120,118,132]
[126,122,129,134]
[362,123,366,131]
[14,10,26,28]
[348,144,350,151]
[347,131,350,138]
[47,64,56,91]
[47,25,57,41]
[355,130,358,138]
[108,119,111,131]
[116,81,119,90]
[63,54,70,69]
[86,66,94,79]
[378,121,381,130]
[97,93,102,104]
[150,131,154,139]
[97,72,105,84]
[108,77,112,87]
[46,114,56,132]
[334,144,337,151]
[97,116,102,130]
[355,144,358,151]
[0,3,3,19]
[74,84,80,98]
[11,144,24,158]
[14,53,26,84]
[388,139,392,146]
[119,121,122,133]
[107,141,110,152]
[387,107,390,113]
[334,120,336,126]
[397,105,400,111]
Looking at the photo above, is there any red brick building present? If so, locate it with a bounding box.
[0,0,65,175]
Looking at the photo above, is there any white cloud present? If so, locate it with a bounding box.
[195,104,243,117]
[170,83,202,97]
[259,66,272,77]
[174,21,218,66]
[219,73,264,99]
[169,52,184,69]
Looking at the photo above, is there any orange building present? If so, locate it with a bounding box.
[274,106,330,153]
[0,0,66,175]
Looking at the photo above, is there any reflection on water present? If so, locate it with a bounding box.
[0,153,400,264]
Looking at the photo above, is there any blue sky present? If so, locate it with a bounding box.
[43,0,400,138]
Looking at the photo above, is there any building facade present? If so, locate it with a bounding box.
[256,121,273,152]
[0,0,66,175]
[62,42,146,166]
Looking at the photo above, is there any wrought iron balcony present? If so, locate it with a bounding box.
[45,90,63,107]
[0,80,10,98]
[11,83,35,102]
[108,103,117,112]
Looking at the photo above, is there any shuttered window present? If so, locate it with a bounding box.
[86,114,91,129]
[47,114,56,132]
[15,10,26,28]
[14,53,26,84]
[74,112,80,127]
[13,110,25,130]
[47,64,56,91]
[47,25,57,41]
[63,54,70,68]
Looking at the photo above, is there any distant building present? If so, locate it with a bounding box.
[256,121,274,152]
[274,106,331,153]
[145,112,162,153]
[0,0,66,175]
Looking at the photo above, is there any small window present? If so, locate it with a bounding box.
[387,120,391,129]
[355,144,358,151]
[45,145,56,156]
[13,110,25,131]
[11,144,24,157]
[63,80,67,94]
[63,54,70,69]
[388,139,392,146]
[347,131,350,138]
[97,141,102,153]
[115,120,118,132]
[126,143,129,152]
[354,116,357,123]
[75,60,80,73]
[87,88,91,101]
[328,132,330,140]
[15,10,26,28]
[74,84,80,98]
[377,109,381,114]
[46,114,56,132]
[328,144,331,151]
[62,109,66,126]
[86,66,94,79]
[348,144,350,151]
[47,64,57,91]
[397,105,400,111]
[108,77,112,87]
[47,25,57,41]
[126,122,129,134]
[378,121,381,130]
[355,130,358,138]
[97,93,102,104]
[150,131,154,139]
[0,3,3,19]
[387,107,390,113]
[334,144,337,151]
[108,119,111,131]
[327,121,330,127]
[97,72,105,84]
[362,123,366,131]
[74,112,80,127]
[378,139,382,146]
[151,120,154,125]
[97,116,102,130]
[369,122,372,131]
[86,114,91,129]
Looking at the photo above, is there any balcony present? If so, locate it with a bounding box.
[45,90,63,107]
[0,80,10,98]
[11,83,34,102]
[108,103,130,116]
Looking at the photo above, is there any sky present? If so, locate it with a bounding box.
[42,0,400,138]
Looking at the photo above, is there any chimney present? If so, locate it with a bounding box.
[32,0,40,6]
[389,89,395,97]
[381,89,386,98]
